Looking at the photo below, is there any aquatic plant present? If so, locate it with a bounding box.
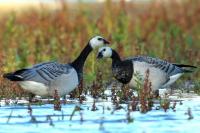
[53,89,61,111]
[139,69,154,113]
[126,104,134,123]
[70,105,83,121]
[91,99,98,111]
[46,115,55,127]
[185,107,194,120]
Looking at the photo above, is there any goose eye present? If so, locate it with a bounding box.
[103,49,106,51]
[97,38,103,41]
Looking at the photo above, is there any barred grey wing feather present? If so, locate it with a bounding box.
[19,62,72,85]
[127,56,183,76]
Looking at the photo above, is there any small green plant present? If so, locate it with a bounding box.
[133,71,143,93]
[185,107,194,120]
[46,115,55,127]
[159,93,170,112]
[126,104,134,123]
[69,105,83,121]
[6,110,13,124]
[91,99,98,111]
[193,81,200,95]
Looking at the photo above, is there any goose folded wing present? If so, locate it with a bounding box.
[15,62,72,84]
[128,56,183,76]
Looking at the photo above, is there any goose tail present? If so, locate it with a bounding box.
[3,69,28,81]
[3,73,23,81]
[173,64,197,73]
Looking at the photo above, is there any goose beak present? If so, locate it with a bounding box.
[97,52,103,59]
[103,39,110,45]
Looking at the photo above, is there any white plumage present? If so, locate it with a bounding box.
[129,61,168,90]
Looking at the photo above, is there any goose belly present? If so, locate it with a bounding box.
[129,61,168,91]
[19,81,48,96]
[50,68,79,96]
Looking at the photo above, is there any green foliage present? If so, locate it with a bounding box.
[133,71,143,93]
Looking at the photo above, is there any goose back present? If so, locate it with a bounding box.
[16,62,73,84]
[128,56,184,76]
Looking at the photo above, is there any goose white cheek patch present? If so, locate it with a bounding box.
[90,36,103,49]
[98,47,112,58]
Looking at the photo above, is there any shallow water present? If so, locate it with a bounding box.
[0,98,200,133]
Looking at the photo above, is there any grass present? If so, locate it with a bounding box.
[0,0,199,98]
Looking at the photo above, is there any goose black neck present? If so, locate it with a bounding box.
[71,43,92,75]
[111,49,121,63]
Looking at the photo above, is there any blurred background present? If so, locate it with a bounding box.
[0,0,199,97]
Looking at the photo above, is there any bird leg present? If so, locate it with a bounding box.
[28,93,35,103]
[153,90,160,98]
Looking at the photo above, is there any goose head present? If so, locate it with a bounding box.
[97,46,112,59]
[89,36,110,49]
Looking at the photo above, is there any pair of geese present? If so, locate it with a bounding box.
[3,36,197,97]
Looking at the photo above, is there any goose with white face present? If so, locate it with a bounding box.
[89,36,110,49]
[97,46,113,58]
[3,35,110,97]
[95,46,197,95]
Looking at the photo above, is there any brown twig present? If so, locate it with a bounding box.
[53,89,61,111]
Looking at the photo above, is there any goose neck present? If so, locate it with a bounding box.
[111,50,121,63]
[71,42,92,74]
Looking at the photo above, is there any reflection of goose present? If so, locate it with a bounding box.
[3,36,109,96]
[97,46,197,91]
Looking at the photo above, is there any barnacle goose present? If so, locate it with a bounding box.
[3,36,109,96]
[97,46,197,91]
